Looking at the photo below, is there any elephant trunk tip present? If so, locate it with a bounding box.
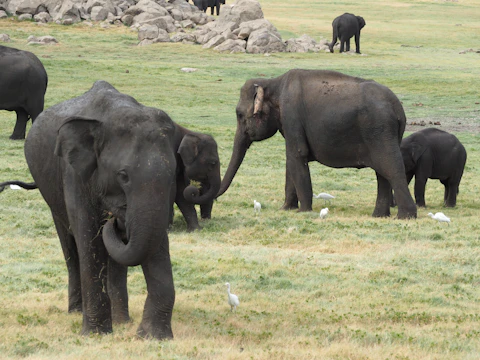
[183,185,200,201]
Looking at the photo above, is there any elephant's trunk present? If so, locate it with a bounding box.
[217,128,252,197]
[183,164,221,205]
[103,206,168,267]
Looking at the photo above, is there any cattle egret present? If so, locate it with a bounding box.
[319,207,329,219]
[254,200,261,215]
[428,212,450,224]
[9,184,22,190]
[313,192,335,204]
[225,282,239,312]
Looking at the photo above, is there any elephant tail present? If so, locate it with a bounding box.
[0,180,38,193]
[329,23,339,52]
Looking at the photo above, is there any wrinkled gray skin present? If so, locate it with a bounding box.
[25,81,179,340]
[192,0,225,15]
[0,45,48,139]
[400,128,466,207]
[329,13,366,54]
[173,125,221,231]
[218,69,417,219]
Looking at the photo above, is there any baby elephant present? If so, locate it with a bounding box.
[401,128,466,207]
[329,13,366,54]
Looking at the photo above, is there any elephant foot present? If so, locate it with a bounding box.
[112,313,131,324]
[137,321,173,340]
[416,202,426,208]
[9,134,25,140]
[68,305,83,313]
[187,225,202,232]
[372,208,391,218]
[396,205,417,219]
[281,203,298,211]
[80,321,113,336]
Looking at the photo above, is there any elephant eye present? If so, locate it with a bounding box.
[117,170,130,185]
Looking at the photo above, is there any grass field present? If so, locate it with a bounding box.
[0,0,479,359]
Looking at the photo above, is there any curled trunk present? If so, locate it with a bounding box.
[183,164,221,205]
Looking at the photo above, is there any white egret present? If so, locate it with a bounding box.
[254,200,261,215]
[319,207,329,219]
[9,184,22,190]
[313,192,335,204]
[428,212,450,224]
[225,282,239,312]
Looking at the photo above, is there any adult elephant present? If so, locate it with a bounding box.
[193,0,224,15]
[173,125,221,231]
[217,69,417,219]
[24,81,178,339]
[0,45,48,139]
[329,13,366,54]
[400,128,466,207]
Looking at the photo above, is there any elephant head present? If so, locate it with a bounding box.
[217,79,279,197]
[400,141,427,174]
[178,133,221,205]
[55,112,176,267]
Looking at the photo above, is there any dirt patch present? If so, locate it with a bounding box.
[406,116,480,134]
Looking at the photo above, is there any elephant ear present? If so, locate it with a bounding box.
[54,116,103,183]
[253,84,264,116]
[178,134,200,165]
[410,142,427,163]
[357,16,366,29]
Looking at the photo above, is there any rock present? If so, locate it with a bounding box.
[285,34,317,53]
[218,0,263,25]
[18,13,32,20]
[214,38,246,53]
[53,0,82,23]
[180,19,194,28]
[27,35,58,44]
[169,8,183,21]
[202,34,225,49]
[181,67,197,72]
[236,18,278,40]
[0,33,10,42]
[153,28,170,42]
[138,23,158,40]
[34,11,52,23]
[135,0,169,17]
[0,10,7,19]
[138,38,154,46]
[85,0,115,15]
[91,6,109,21]
[170,32,195,42]
[124,5,143,16]
[121,14,133,26]
[246,28,285,54]
[62,17,74,25]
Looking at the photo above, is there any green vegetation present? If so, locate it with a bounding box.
[0,0,479,358]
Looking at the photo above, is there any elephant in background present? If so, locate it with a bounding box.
[0,45,48,139]
[400,128,466,207]
[23,81,180,339]
[173,124,221,231]
[217,69,417,219]
[329,13,366,54]
[193,0,225,15]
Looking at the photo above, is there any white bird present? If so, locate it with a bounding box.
[253,200,261,215]
[9,184,22,190]
[313,192,335,204]
[225,282,239,312]
[428,212,451,224]
[319,207,329,219]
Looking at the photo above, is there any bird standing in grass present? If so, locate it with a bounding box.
[313,192,335,205]
[225,282,239,312]
[428,212,451,224]
[319,207,329,219]
[254,200,261,215]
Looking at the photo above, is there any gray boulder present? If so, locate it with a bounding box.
[0,10,7,19]
[34,11,52,22]
[138,23,158,40]
[218,0,263,25]
[90,6,109,21]
[236,18,279,40]
[214,38,246,53]
[202,34,225,49]
[0,33,10,42]
[18,13,32,20]
[27,35,58,44]
[53,0,82,22]
[246,28,285,54]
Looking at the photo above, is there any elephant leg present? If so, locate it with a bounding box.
[108,258,130,324]
[373,172,391,217]
[10,108,29,140]
[175,184,201,231]
[285,147,312,212]
[355,33,361,53]
[339,38,346,53]
[443,178,458,207]
[138,247,175,340]
[346,38,351,52]
[414,174,428,207]
[52,213,82,313]
[281,163,299,210]
[200,201,213,219]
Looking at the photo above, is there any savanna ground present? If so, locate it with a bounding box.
[0,0,479,359]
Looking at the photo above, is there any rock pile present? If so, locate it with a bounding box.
[1,0,329,53]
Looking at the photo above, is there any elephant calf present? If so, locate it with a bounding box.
[329,13,366,54]
[401,128,467,207]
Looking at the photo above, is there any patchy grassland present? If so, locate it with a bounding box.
[0,0,479,359]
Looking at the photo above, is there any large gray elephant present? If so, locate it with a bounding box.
[329,13,366,54]
[23,81,180,339]
[217,69,417,219]
[192,0,225,15]
[400,128,466,207]
[0,45,48,139]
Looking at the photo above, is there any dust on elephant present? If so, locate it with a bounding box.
[173,125,221,231]
[329,13,366,54]
[0,45,48,139]
[193,0,225,15]
[400,128,466,207]
[24,81,178,339]
[217,69,417,219]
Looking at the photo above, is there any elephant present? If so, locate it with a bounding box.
[0,45,48,139]
[22,80,182,339]
[193,0,225,15]
[400,128,466,207]
[217,69,417,219]
[329,13,366,54]
[172,124,221,231]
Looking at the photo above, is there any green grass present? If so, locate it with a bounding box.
[0,0,480,358]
